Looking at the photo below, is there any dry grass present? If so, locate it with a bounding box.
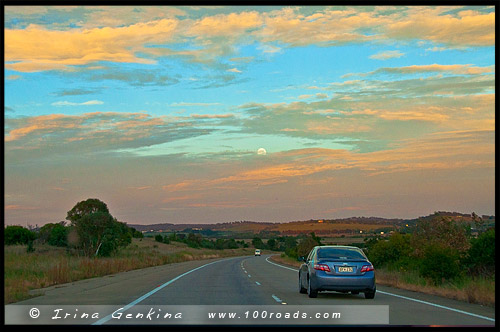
[5,243,494,307]
[374,269,495,307]
[4,238,252,304]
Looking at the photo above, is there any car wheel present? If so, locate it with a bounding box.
[307,276,318,298]
[299,272,307,294]
[364,287,376,299]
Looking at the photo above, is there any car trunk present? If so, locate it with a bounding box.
[318,259,369,276]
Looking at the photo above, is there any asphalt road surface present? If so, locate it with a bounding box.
[7,254,495,326]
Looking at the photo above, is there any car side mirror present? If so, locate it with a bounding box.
[298,256,306,262]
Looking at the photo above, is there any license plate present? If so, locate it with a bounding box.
[338,266,353,273]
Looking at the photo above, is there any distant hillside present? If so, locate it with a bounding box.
[128,211,494,236]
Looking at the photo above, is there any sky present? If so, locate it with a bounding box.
[4,5,496,226]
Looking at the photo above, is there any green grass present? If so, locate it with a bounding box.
[4,238,253,304]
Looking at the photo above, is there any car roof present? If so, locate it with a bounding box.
[315,245,361,249]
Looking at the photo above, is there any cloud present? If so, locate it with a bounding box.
[85,66,180,87]
[377,64,494,75]
[258,6,494,48]
[170,102,221,107]
[385,7,495,47]
[5,204,38,210]
[6,75,22,80]
[5,7,494,74]
[187,11,263,38]
[51,100,104,106]
[160,127,494,195]
[4,112,215,159]
[343,64,495,78]
[190,113,235,119]
[5,18,178,72]
[227,68,242,73]
[369,50,404,60]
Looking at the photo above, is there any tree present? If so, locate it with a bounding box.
[297,233,321,258]
[411,216,470,258]
[252,237,265,249]
[267,238,278,251]
[365,233,412,269]
[39,222,68,247]
[66,198,130,257]
[463,228,495,277]
[4,225,36,245]
[283,236,298,258]
[66,198,109,224]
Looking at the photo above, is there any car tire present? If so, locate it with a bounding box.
[307,276,318,298]
[299,272,307,294]
[364,287,376,299]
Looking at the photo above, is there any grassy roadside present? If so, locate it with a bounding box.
[5,240,494,308]
[4,238,253,304]
[270,254,495,307]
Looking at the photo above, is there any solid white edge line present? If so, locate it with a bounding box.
[265,256,298,272]
[264,255,495,323]
[376,290,495,322]
[93,257,233,325]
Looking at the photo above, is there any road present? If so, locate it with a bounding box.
[6,254,495,326]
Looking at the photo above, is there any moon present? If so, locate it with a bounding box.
[257,148,267,155]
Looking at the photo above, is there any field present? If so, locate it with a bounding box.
[4,237,253,304]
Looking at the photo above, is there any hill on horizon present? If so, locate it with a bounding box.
[128,211,494,235]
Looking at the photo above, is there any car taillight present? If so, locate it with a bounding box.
[360,264,374,273]
[314,264,331,272]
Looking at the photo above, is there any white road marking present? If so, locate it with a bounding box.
[265,256,298,271]
[376,290,495,322]
[93,257,233,325]
[272,294,283,303]
[264,255,495,323]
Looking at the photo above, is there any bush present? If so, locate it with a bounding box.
[71,211,130,257]
[296,234,321,258]
[365,233,412,269]
[4,225,36,245]
[66,199,132,257]
[39,223,69,247]
[419,244,461,285]
[463,228,495,277]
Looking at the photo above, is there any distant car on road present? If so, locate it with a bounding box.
[254,249,261,256]
[298,245,376,299]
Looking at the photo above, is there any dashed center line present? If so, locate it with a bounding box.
[272,294,283,303]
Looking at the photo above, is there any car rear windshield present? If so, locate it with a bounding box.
[317,248,366,260]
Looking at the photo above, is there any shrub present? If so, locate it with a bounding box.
[463,228,495,277]
[39,223,69,247]
[365,233,412,269]
[419,243,461,285]
[296,234,321,258]
[66,199,132,257]
[4,226,36,245]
